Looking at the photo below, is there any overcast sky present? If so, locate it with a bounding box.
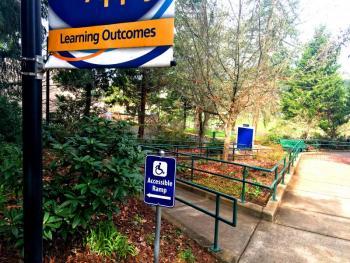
[298,0,350,77]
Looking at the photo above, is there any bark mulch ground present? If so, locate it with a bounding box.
[0,198,218,263]
[178,159,282,206]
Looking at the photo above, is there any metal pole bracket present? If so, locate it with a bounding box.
[21,55,44,80]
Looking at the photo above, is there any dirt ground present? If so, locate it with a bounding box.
[0,198,218,263]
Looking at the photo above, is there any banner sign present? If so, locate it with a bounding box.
[46,0,175,69]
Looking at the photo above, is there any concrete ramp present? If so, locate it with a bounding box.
[240,152,350,263]
[162,152,350,262]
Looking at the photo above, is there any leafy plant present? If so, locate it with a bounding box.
[0,142,22,196]
[145,233,155,246]
[179,248,196,263]
[44,117,143,238]
[86,221,138,259]
[247,179,262,198]
[0,117,144,254]
[132,214,144,226]
[176,165,189,174]
[175,228,183,237]
[0,142,23,250]
[0,96,21,143]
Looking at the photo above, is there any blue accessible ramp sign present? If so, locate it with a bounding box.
[144,155,176,208]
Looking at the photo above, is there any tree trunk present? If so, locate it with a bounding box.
[330,124,337,139]
[223,120,234,161]
[83,83,92,117]
[203,112,210,133]
[198,110,204,145]
[138,71,148,139]
[195,107,202,143]
[183,101,187,131]
[303,119,313,139]
[252,109,260,138]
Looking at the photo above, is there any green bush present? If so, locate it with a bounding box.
[0,142,23,250]
[43,122,72,146]
[45,117,143,239]
[0,96,21,143]
[0,117,144,254]
[86,221,137,259]
[0,142,22,195]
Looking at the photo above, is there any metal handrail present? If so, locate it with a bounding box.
[141,141,304,204]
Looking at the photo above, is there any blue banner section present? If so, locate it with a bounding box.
[237,127,254,149]
[49,0,159,27]
[144,155,176,208]
[46,0,175,69]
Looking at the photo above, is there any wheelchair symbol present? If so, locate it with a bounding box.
[153,161,168,177]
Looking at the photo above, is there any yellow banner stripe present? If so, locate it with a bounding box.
[48,18,174,52]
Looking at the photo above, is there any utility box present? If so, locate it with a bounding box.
[236,126,254,149]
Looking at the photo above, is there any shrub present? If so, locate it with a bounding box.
[0,96,21,143]
[0,142,22,196]
[45,117,143,239]
[0,142,23,250]
[43,122,72,146]
[0,117,144,254]
[86,221,137,259]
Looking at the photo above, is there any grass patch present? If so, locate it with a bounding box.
[86,221,138,260]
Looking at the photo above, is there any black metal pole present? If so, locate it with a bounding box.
[46,38,50,125]
[46,69,50,125]
[21,0,43,261]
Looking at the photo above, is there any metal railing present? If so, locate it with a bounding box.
[140,147,237,252]
[141,141,304,205]
[139,141,304,252]
[175,179,237,252]
[305,139,350,151]
[139,141,274,161]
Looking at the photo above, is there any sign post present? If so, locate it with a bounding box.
[21,0,44,262]
[144,151,176,263]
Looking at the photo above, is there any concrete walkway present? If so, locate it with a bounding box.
[163,152,350,263]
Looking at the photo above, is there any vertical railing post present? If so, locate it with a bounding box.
[241,167,247,203]
[206,146,209,162]
[287,152,292,174]
[272,168,278,201]
[191,156,194,181]
[211,195,221,252]
[282,157,286,185]
[233,199,237,227]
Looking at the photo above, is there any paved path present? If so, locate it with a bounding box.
[240,152,350,263]
[163,152,350,263]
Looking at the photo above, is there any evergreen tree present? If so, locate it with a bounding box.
[53,69,110,123]
[282,27,350,138]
